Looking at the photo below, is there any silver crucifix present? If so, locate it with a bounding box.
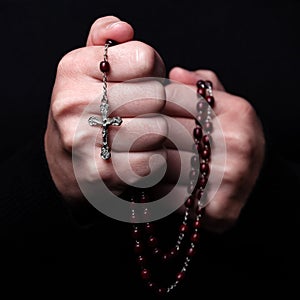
[89,103,122,160]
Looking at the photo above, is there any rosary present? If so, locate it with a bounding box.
[89,40,215,296]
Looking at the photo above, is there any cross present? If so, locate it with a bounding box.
[88,112,122,160]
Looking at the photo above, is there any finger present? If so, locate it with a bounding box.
[94,116,169,152]
[51,80,166,121]
[57,40,166,81]
[169,67,225,91]
[164,81,247,117]
[86,16,134,46]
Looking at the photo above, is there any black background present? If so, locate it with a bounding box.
[0,0,299,297]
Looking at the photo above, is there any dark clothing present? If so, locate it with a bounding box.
[0,0,299,298]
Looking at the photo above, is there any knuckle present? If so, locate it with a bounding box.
[51,97,66,121]
[131,41,165,77]
[60,130,74,152]
[204,70,219,82]
[56,48,85,78]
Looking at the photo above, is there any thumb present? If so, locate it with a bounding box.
[169,66,225,91]
[86,15,134,46]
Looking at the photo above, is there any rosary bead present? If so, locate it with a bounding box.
[100,60,110,72]
[179,224,188,233]
[191,232,200,243]
[140,193,148,203]
[196,80,206,89]
[132,228,141,239]
[204,121,213,132]
[205,80,213,89]
[145,222,154,233]
[206,95,215,107]
[185,196,194,208]
[193,220,201,229]
[106,39,117,47]
[202,135,210,145]
[197,87,206,96]
[187,247,196,257]
[134,242,143,254]
[197,100,208,111]
[193,127,203,140]
[176,271,185,281]
[148,236,158,247]
[137,255,146,265]
[201,147,211,159]
[141,269,151,280]
[198,176,208,188]
[200,163,210,175]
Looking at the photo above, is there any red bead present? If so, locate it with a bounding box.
[200,163,210,175]
[176,271,185,281]
[197,101,208,111]
[134,242,143,254]
[179,224,188,233]
[132,228,141,239]
[137,255,145,265]
[204,122,213,132]
[196,80,206,89]
[140,193,148,203]
[193,127,203,140]
[185,197,194,208]
[197,87,206,96]
[100,60,110,72]
[187,247,196,257]
[195,114,205,125]
[145,222,154,233]
[148,236,157,247]
[191,232,200,243]
[202,135,210,145]
[106,39,117,47]
[141,269,151,280]
[198,176,208,188]
[206,95,215,107]
[205,80,213,89]
[201,147,211,159]
[157,288,167,295]
[194,220,201,229]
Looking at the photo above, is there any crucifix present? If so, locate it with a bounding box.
[88,103,122,160]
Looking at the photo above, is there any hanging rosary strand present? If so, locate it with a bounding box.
[88,39,215,296]
[88,40,122,160]
[131,80,215,296]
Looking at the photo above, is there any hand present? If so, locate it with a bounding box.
[44,16,166,207]
[164,67,266,232]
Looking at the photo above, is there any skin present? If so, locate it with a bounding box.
[45,16,265,233]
